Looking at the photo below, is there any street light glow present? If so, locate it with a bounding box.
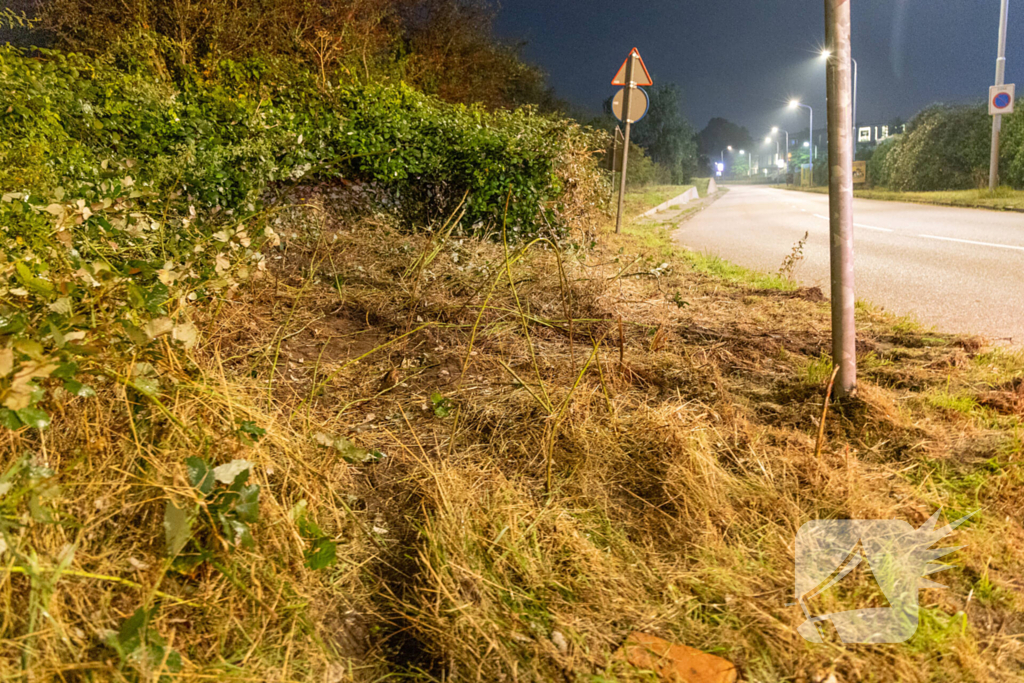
[789,99,800,108]
[821,49,832,59]
[765,136,772,144]
[771,126,779,133]
[739,149,745,154]
[727,145,733,151]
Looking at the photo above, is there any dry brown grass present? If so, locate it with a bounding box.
[2,184,1023,682]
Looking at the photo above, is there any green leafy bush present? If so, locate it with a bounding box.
[0,47,600,235]
[1001,110,1024,188]
[868,136,900,188]
[884,105,992,191]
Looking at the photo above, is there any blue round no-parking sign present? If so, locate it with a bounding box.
[993,92,1012,110]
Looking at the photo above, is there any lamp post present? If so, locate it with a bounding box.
[824,50,858,158]
[989,0,1010,191]
[719,146,734,176]
[790,99,814,185]
[765,135,780,167]
[772,126,790,171]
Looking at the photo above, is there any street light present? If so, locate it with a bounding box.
[738,149,751,176]
[790,99,815,184]
[772,126,790,171]
[765,135,780,164]
[823,49,857,158]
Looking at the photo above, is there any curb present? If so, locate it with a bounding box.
[640,187,700,217]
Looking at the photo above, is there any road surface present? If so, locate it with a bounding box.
[673,185,1024,343]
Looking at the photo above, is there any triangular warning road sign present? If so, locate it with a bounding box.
[611,48,653,86]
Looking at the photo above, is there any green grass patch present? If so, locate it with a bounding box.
[680,251,798,291]
[778,184,1024,211]
[927,389,980,415]
[621,184,695,218]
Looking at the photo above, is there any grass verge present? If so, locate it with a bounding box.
[3,183,1024,682]
[779,184,1024,211]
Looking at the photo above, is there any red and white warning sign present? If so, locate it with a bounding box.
[611,48,653,86]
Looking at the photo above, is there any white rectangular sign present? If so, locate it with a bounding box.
[990,84,1015,115]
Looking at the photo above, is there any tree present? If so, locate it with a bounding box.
[697,118,753,157]
[615,83,698,183]
[696,117,753,176]
[34,0,552,109]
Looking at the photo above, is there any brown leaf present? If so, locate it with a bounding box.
[616,632,737,683]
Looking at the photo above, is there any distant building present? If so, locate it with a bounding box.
[857,123,906,145]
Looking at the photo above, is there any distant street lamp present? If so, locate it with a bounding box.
[790,99,815,185]
[772,126,790,170]
[765,135,779,166]
[738,149,751,176]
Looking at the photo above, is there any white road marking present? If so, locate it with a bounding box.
[856,223,894,233]
[918,234,1024,252]
[812,214,893,233]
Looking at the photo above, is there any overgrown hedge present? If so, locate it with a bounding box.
[869,104,1024,191]
[0,47,605,236]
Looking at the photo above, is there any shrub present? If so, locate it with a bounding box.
[885,104,991,191]
[0,47,603,238]
[1000,111,1024,188]
[868,136,900,188]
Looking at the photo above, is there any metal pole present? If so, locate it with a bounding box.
[614,55,635,234]
[785,131,789,173]
[825,0,857,398]
[989,0,1010,191]
[852,57,858,159]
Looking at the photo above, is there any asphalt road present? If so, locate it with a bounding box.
[672,185,1024,343]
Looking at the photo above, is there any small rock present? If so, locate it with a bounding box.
[617,632,737,683]
[550,630,568,655]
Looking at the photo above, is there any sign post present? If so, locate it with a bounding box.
[611,48,652,233]
[825,0,857,399]
[989,0,1010,191]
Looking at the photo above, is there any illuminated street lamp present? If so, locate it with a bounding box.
[772,126,790,169]
[790,99,815,186]
[765,135,779,166]
[738,149,751,176]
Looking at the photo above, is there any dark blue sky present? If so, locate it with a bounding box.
[495,0,1023,136]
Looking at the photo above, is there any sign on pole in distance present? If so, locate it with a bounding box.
[852,160,867,185]
[611,48,653,86]
[612,87,649,124]
[990,84,1015,115]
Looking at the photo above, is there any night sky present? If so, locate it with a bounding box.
[495,0,1024,136]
